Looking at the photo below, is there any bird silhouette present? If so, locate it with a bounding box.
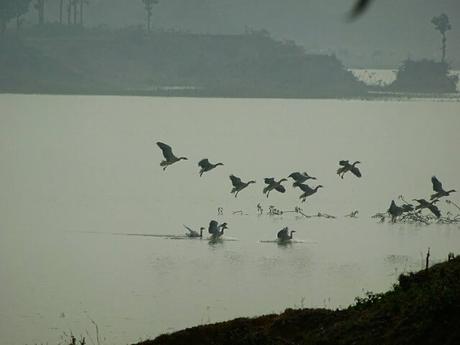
[388,200,403,222]
[263,178,287,198]
[208,220,228,238]
[337,160,362,179]
[298,183,323,203]
[349,0,373,20]
[413,199,441,218]
[431,176,456,200]
[288,172,317,188]
[277,227,296,242]
[183,225,205,238]
[198,159,224,177]
[229,175,256,197]
[156,142,188,170]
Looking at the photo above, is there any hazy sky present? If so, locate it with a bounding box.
[26,0,460,67]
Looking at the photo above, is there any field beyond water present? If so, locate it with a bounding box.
[137,256,460,345]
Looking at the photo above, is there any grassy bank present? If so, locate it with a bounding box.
[136,256,460,345]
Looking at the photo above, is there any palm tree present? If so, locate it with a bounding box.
[34,0,45,26]
[431,14,451,63]
[142,0,159,33]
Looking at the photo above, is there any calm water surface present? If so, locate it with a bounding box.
[1,95,460,345]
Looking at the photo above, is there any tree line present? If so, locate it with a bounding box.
[0,0,160,33]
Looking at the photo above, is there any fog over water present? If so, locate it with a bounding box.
[1,95,459,345]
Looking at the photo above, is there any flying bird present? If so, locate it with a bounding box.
[277,227,296,242]
[349,0,373,20]
[198,159,224,177]
[263,178,288,198]
[208,220,228,238]
[288,172,317,188]
[413,199,441,218]
[298,183,323,203]
[156,142,188,170]
[431,176,456,200]
[183,225,205,238]
[229,175,256,198]
[337,160,362,179]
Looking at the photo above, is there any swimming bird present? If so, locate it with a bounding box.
[413,199,441,218]
[298,183,323,203]
[288,172,317,188]
[156,142,188,170]
[208,220,228,238]
[388,200,403,222]
[183,225,205,238]
[337,160,362,179]
[431,176,456,200]
[263,178,287,198]
[277,227,296,242]
[198,159,224,177]
[229,175,256,197]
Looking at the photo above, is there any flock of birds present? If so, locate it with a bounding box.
[157,141,363,242]
[156,141,457,242]
[387,176,457,223]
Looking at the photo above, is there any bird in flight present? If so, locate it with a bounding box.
[229,175,256,198]
[156,142,188,170]
[263,178,288,198]
[413,199,441,218]
[349,0,373,19]
[288,172,317,188]
[198,159,224,177]
[430,176,456,200]
[337,160,362,179]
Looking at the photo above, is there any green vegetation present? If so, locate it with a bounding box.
[387,59,458,93]
[136,256,460,345]
[0,29,367,98]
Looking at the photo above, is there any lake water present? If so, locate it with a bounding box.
[1,95,460,345]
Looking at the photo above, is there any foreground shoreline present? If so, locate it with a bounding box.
[135,257,460,345]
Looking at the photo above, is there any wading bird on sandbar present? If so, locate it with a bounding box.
[263,178,287,198]
[337,160,362,179]
[198,159,224,177]
[156,142,188,170]
[229,175,256,198]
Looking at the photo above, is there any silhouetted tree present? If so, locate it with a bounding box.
[59,0,63,24]
[15,0,32,30]
[431,14,451,62]
[142,0,159,33]
[34,0,45,26]
[0,0,31,33]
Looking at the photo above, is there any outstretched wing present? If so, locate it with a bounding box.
[198,159,211,169]
[288,172,304,181]
[431,176,443,193]
[339,160,349,166]
[350,166,362,178]
[157,142,175,161]
[183,224,195,234]
[264,177,275,185]
[298,183,313,193]
[275,185,286,193]
[429,204,441,218]
[230,175,242,187]
[208,220,219,234]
